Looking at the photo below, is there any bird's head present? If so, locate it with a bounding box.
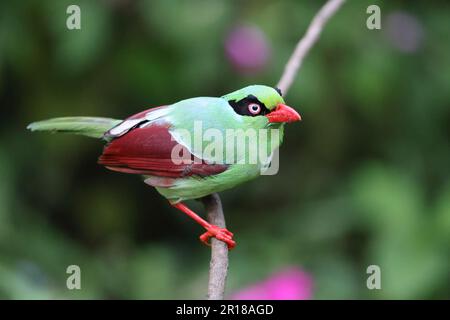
[222,85,301,125]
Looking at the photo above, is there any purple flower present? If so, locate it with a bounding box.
[225,25,271,74]
[230,267,313,300]
[385,11,424,53]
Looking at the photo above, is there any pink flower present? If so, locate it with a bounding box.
[224,25,271,74]
[385,11,424,53]
[230,267,313,300]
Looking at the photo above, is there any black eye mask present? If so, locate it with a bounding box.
[228,94,271,117]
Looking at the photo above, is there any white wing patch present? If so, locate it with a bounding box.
[145,107,171,122]
[107,107,172,137]
[108,119,144,136]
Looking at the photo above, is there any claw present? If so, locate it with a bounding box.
[200,225,236,250]
[170,202,236,250]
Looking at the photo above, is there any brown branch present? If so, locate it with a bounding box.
[202,0,345,301]
[277,0,346,95]
[201,193,229,300]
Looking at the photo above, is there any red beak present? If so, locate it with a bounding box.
[266,103,301,123]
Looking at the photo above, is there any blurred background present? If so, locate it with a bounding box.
[0,0,449,299]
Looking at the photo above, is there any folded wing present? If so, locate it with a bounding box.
[98,108,228,183]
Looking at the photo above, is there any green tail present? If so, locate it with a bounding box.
[27,117,122,139]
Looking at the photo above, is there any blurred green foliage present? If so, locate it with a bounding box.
[0,0,449,299]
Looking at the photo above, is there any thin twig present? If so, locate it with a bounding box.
[203,0,345,301]
[201,193,228,300]
[277,0,346,95]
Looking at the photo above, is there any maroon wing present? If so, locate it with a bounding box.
[98,121,228,183]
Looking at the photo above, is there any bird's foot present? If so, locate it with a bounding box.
[200,225,236,250]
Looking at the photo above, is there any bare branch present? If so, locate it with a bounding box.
[277,0,346,95]
[201,193,229,300]
[202,0,345,301]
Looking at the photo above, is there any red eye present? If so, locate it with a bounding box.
[248,103,261,115]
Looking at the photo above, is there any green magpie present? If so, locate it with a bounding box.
[27,85,301,249]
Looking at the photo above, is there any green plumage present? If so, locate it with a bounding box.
[27,117,121,139]
[222,85,285,109]
[26,85,300,249]
[27,85,297,203]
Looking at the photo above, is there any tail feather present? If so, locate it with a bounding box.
[27,117,122,139]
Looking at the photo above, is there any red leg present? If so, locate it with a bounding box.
[171,202,236,249]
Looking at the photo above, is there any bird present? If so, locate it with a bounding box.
[27,85,301,249]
